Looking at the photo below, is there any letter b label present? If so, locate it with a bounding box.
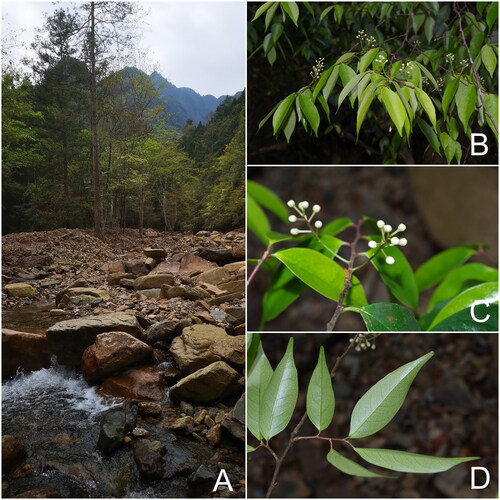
[471,134,488,156]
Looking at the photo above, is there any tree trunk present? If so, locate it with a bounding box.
[90,2,103,239]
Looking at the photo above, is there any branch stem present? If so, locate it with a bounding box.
[247,243,272,286]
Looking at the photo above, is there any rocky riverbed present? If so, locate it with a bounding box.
[2,228,245,498]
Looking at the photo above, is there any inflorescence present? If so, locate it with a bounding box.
[367,219,408,265]
[287,200,323,235]
[310,57,325,81]
[350,333,378,351]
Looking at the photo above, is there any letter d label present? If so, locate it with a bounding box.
[471,467,490,489]
[471,133,488,156]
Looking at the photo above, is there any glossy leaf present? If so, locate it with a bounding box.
[327,449,392,478]
[487,3,499,31]
[313,66,334,101]
[347,303,420,332]
[307,346,335,431]
[439,132,456,164]
[415,246,476,291]
[415,88,436,127]
[281,1,299,26]
[337,71,367,110]
[481,45,497,78]
[348,352,434,439]
[283,108,297,142]
[320,217,353,237]
[456,81,477,133]
[380,86,407,136]
[272,94,296,134]
[357,82,378,135]
[429,302,498,332]
[415,62,439,91]
[247,180,289,223]
[258,102,280,131]
[429,263,498,310]
[442,78,459,115]
[322,65,339,100]
[319,5,333,23]
[247,332,260,371]
[264,3,280,30]
[484,93,499,139]
[248,195,271,245]
[298,93,320,136]
[247,445,257,452]
[417,117,440,154]
[428,282,499,330]
[354,448,478,473]
[357,48,379,73]
[252,2,274,21]
[248,342,273,440]
[260,338,298,440]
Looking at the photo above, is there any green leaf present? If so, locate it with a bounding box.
[348,352,434,439]
[322,65,339,101]
[247,332,261,371]
[264,3,280,30]
[320,217,353,237]
[428,282,499,330]
[306,346,335,431]
[319,5,333,23]
[357,48,379,73]
[481,45,497,78]
[353,448,478,473]
[415,88,436,127]
[247,445,257,452]
[337,71,367,110]
[347,303,421,332]
[272,94,297,135]
[247,180,289,223]
[456,80,477,134]
[429,302,498,332]
[252,2,274,21]
[327,449,392,478]
[415,62,439,91]
[313,66,334,101]
[283,108,297,142]
[484,93,499,139]
[380,86,407,136]
[487,3,498,31]
[298,93,320,136]
[339,64,358,106]
[274,248,367,306]
[333,4,343,23]
[367,245,419,311]
[415,246,476,291]
[248,341,273,440]
[439,132,456,164]
[416,117,440,154]
[424,16,435,43]
[429,263,498,310]
[357,82,379,135]
[280,1,299,26]
[260,338,298,440]
[248,194,271,245]
[258,102,280,131]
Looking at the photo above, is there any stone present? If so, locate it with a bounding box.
[137,402,162,417]
[165,286,186,299]
[67,278,87,289]
[193,268,230,286]
[169,361,241,403]
[124,259,148,276]
[82,331,153,384]
[221,393,245,442]
[179,254,217,273]
[119,278,135,288]
[195,247,234,265]
[209,335,245,366]
[194,409,208,426]
[145,320,178,344]
[184,287,202,301]
[107,272,134,286]
[69,295,102,306]
[134,274,175,290]
[66,287,110,299]
[132,427,150,437]
[219,280,245,294]
[49,309,69,317]
[208,291,244,306]
[166,416,194,434]
[105,261,125,274]
[133,440,166,480]
[2,436,27,473]
[224,306,245,326]
[223,261,245,272]
[143,248,168,258]
[205,424,221,446]
[2,329,50,379]
[149,261,180,274]
[4,283,36,298]
[179,401,194,416]
[169,325,228,374]
[144,257,158,270]
[232,244,245,259]
[138,288,161,299]
[46,313,144,365]
[13,489,59,498]
[99,365,165,401]
[187,464,214,486]
[204,415,215,428]
[96,406,136,455]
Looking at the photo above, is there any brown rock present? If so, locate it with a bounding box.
[138,402,162,417]
[105,261,125,274]
[124,259,148,276]
[193,268,230,286]
[165,286,186,299]
[2,436,27,473]
[223,261,245,272]
[166,416,194,434]
[82,331,153,384]
[149,262,180,274]
[143,248,168,258]
[134,274,175,290]
[99,365,165,401]
[232,244,245,259]
[2,329,50,379]
[4,283,36,298]
[210,335,245,366]
[206,424,221,446]
[218,279,245,294]
[179,254,217,273]
[107,272,134,286]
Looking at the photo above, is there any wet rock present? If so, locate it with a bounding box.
[143,248,167,258]
[169,325,229,374]
[179,254,217,273]
[2,435,27,473]
[206,424,221,446]
[2,329,50,379]
[204,415,215,428]
[133,439,166,480]
[167,416,194,434]
[194,409,208,426]
[132,427,150,438]
[188,464,214,487]
[145,320,178,344]
[99,365,165,401]
[193,268,230,286]
[49,309,70,317]
[46,312,144,365]
[13,489,59,498]
[48,433,80,447]
[107,272,134,286]
[169,361,241,403]
[180,401,194,416]
[97,406,136,455]
[137,402,162,417]
[4,283,36,298]
[82,331,153,384]
[134,274,175,290]
[124,259,148,276]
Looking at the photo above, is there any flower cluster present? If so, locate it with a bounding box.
[401,61,415,77]
[367,219,408,265]
[375,53,387,64]
[356,29,376,47]
[310,57,325,81]
[350,333,377,351]
[287,200,323,235]
[459,58,469,68]
[445,53,455,63]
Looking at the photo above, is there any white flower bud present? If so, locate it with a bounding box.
[312,204,320,213]
[288,215,297,223]
[368,240,378,249]
[399,238,407,246]
[287,200,295,207]
[391,237,400,245]
[398,223,406,232]
[376,220,385,228]
[290,228,300,235]
[385,256,395,265]
[384,224,392,233]
[299,201,309,209]
[314,220,323,229]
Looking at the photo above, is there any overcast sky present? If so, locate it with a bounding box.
[1,1,246,97]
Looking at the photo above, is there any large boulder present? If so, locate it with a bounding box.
[2,329,50,379]
[46,313,144,365]
[169,361,241,403]
[149,262,181,274]
[133,274,175,290]
[65,287,110,299]
[4,283,36,298]
[179,254,217,273]
[124,259,148,276]
[98,365,165,401]
[82,331,153,384]
[133,439,166,480]
[169,325,228,374]
[194,247,234,265]
[145,320,178,344]
[96,406,136,455]
[209,335,245,366]
[193,268,230,286]
[2,435,27,472]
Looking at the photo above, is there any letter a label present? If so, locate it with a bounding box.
[213,469,234,492]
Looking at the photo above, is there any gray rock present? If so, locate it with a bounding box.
[137,288,161,299]
[145,320,178,344]
[133,439,166,480]
[97,406,136,455]
[224,307,245,326]
[69,295,102,306]
[124,259,148,276]
[179,401,194,416]
[194,247,234,265]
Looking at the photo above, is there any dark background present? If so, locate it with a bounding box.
[247,333,498,498]
[247,166,498,331]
